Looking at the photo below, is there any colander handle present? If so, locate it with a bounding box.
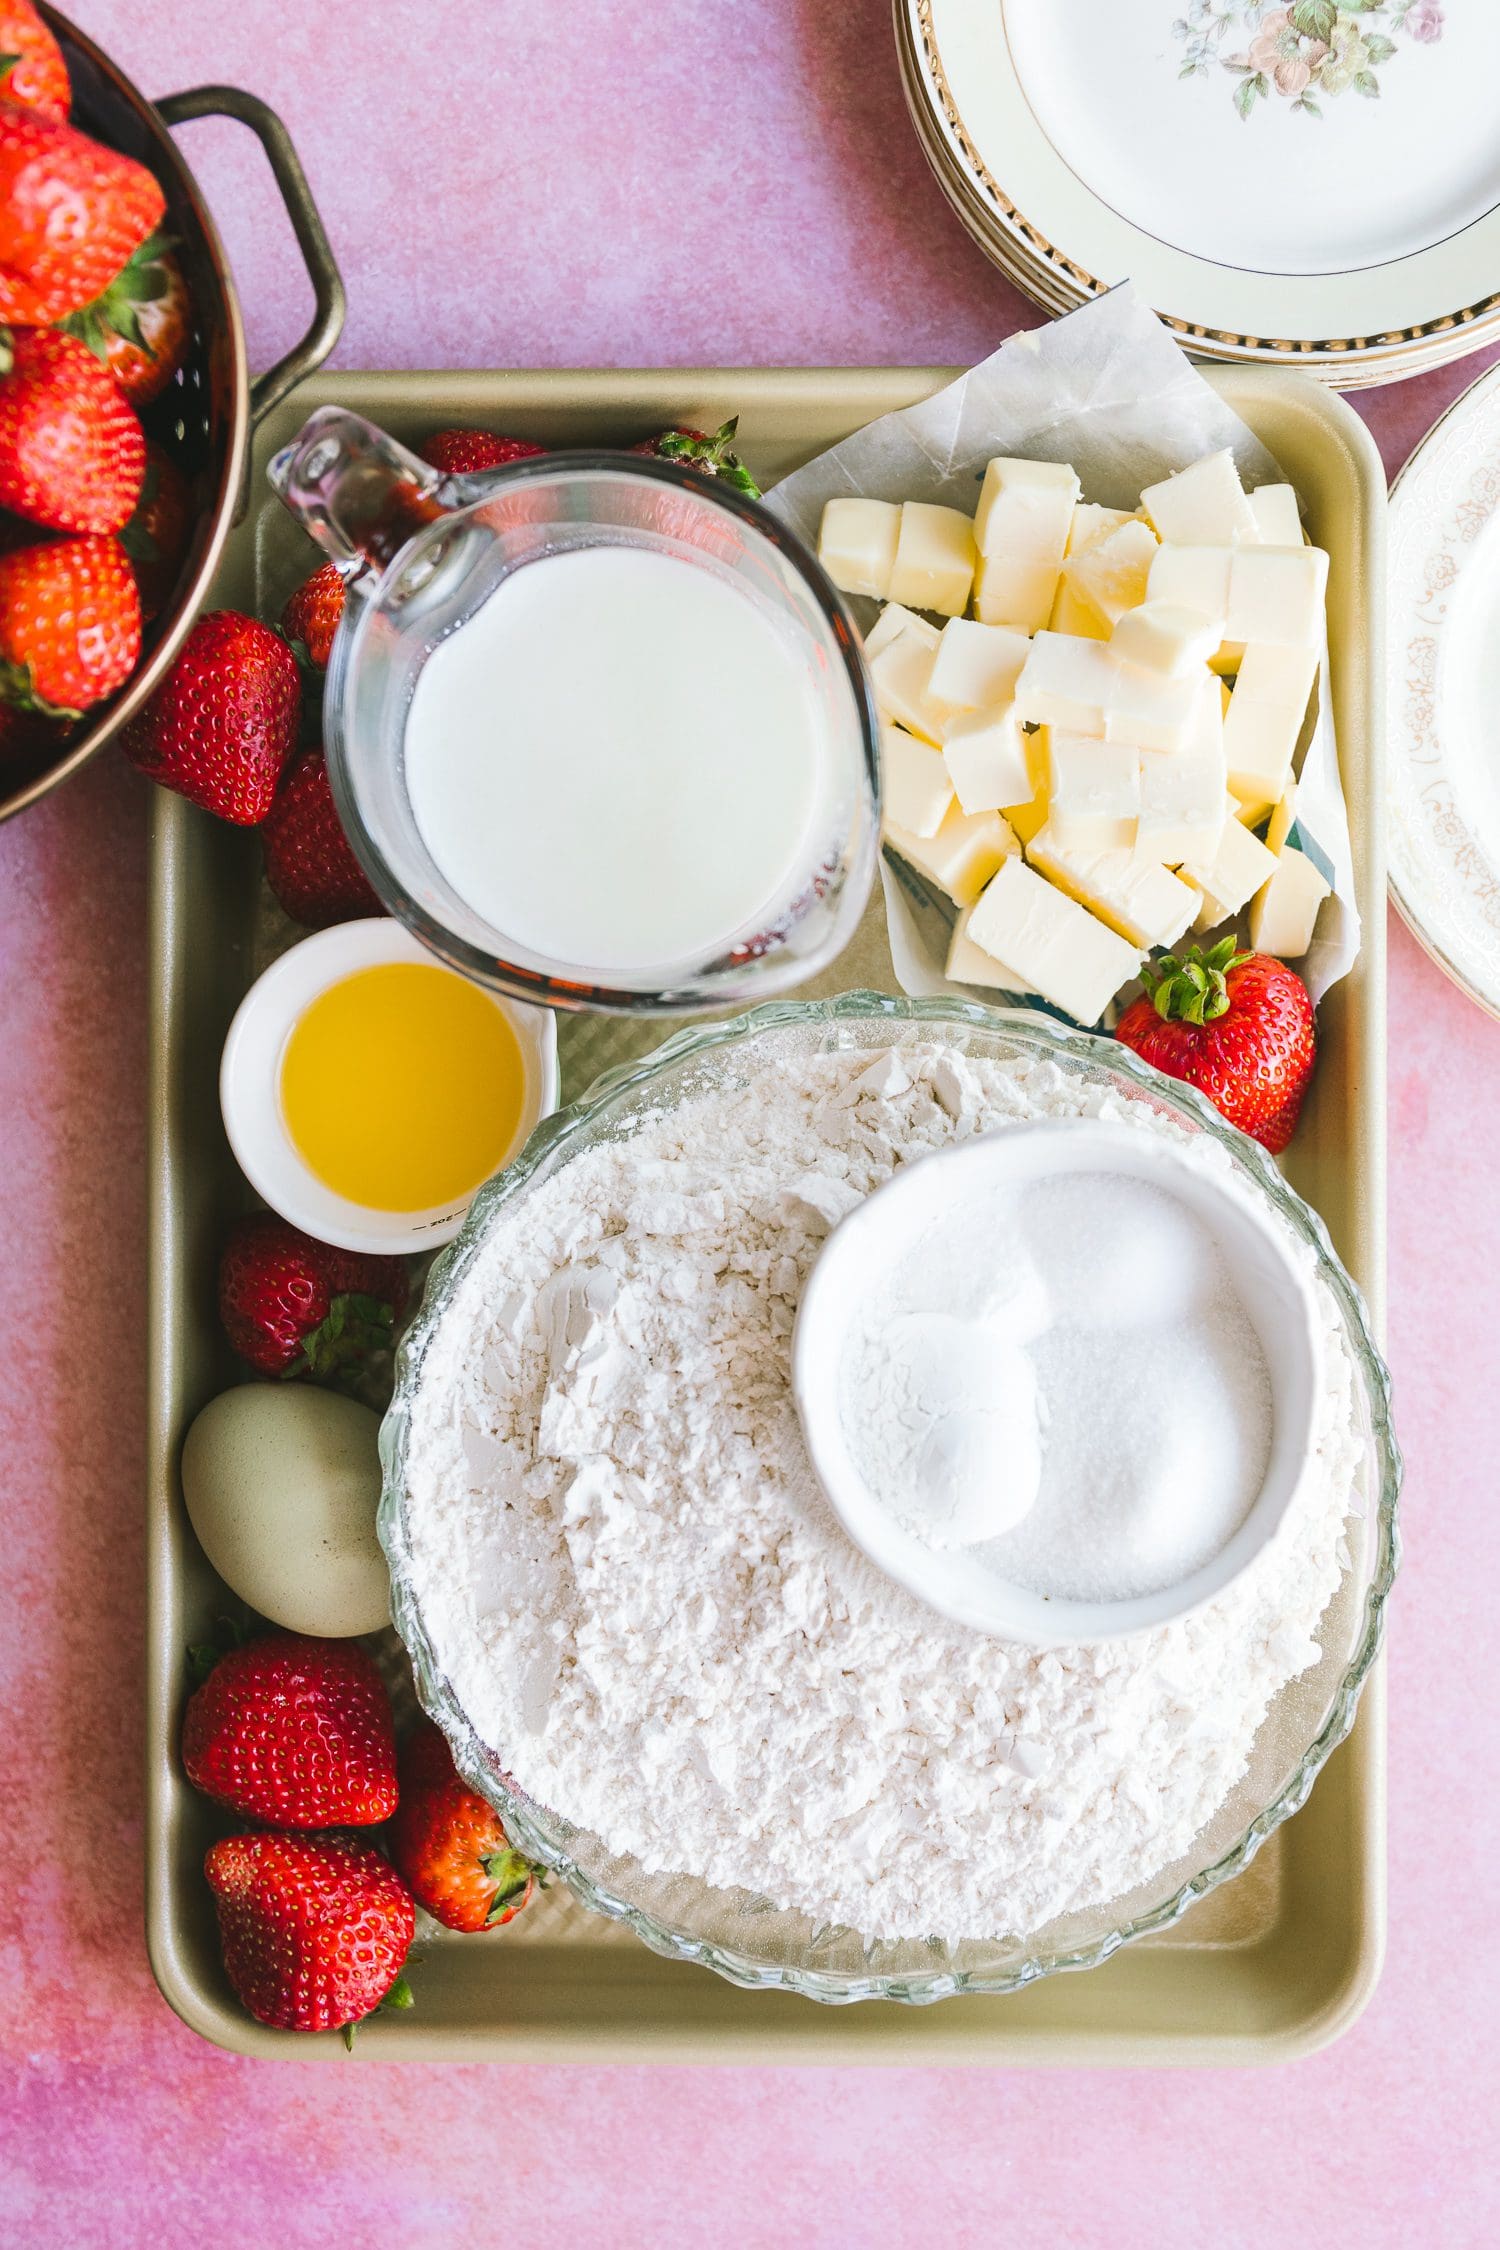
[155,84,346,426]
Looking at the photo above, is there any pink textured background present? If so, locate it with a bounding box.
[1,3,1495,2242]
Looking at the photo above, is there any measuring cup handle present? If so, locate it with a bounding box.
[267,406,454,578]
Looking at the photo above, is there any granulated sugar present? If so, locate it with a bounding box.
[399,1039,1363,1943]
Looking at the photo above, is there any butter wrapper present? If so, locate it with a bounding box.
[764,285,1358,1021]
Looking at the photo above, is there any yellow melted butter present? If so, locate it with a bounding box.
[279,962,527,1213]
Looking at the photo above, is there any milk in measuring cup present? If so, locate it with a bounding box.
[404,545,826,973]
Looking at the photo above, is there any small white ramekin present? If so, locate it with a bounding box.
[220,918,560,1256]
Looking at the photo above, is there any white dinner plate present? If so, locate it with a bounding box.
[1389,357,1500,1018]
[905,0,1500,375]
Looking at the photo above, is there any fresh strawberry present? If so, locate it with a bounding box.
[0,324,144,533]
[630,416,760,496]
[390,1719,538,1933]
[418,428,546,476]
[60,230,191,407]
[0,3,68,121]
[121,440,191,622]
[183,1629,398,1827]
[205,1830,414,2036]
[262,746,383,928]
[217,1210,408,1387]
[280,559,345,669]
[119,609,299,822]
[0,533,138,715]
[0,106,165,324]
[1114,939,1316,1154]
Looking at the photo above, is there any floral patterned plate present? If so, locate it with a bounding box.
[901,0,1500,380]
[1389,356,1500,1018]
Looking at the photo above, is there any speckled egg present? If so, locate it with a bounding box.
[181,1384,390,1636]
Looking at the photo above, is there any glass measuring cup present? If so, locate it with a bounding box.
[267,408,880,1015]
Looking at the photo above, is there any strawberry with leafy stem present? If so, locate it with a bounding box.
[0,104,164,324]
[121,440,191,622]
[280,559,346,671]
[418,428,546,476]
[183,1627,398,1827]
[217,1210,408,1394]
[391,1718,540,1933]
[630,416,760,497]
[1114,937,1317,1155]
[0,533,139,716]
[0,323,144,534]
[119,608,300,822]
[262,746,383,928]
[61,229,192,408]
[0,3,69,121]
[205,1830,415,2040]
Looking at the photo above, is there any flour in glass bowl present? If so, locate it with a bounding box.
[398,1037,1364,1943]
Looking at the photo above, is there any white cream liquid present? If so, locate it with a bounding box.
[404,545,825,973]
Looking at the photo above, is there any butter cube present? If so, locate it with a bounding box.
[880,722,953,839]
[942,704,1032,816]
[884,802,1018,908]
[1140,450,1256,547]
[1248,844,1330,959]
[1111,601,1221,677]
[1233,642,1319,709]
[1066,503,1133,558]
[1136,681,1226,862]
[888,503,977,616]
[1178,809,1279,920]
[1223,644,1317,811]
[974,456,1079,560]
[1014,632,1116,736]
[869,628,941,743]
[972,551,1060,634]
[1062,519,1159,631]
[1146,543,1233,629]
[1246,484,1303,546]
[1224,545,1328,647]
[863,602,938,662]
[818,497,901,600]
[1048,577,1110,639]
[1046,733,1140,852]
[926,617,1030,719]
[944,900,1036,994]
[1103,661,1200,755]
[1027,824,1200,949]
[1265,780,1299,856]
[968,856,1143,1025]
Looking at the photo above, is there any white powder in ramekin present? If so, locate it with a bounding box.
[399,1041,1363,1943]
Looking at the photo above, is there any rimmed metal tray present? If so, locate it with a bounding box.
[146,366,1387,2061]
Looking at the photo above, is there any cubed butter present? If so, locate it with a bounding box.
[926,616,1030,718]
[1027,823,1201,949]
[1248,845,1330,959]
[1264,780,1299,857]
[1014,632,1116,737]
[1223,685,1308,813]
[974,456,1079,561]
[862,602,938,662]
[1066,502,1133,558]
[1140,450,1256,547]
[1048,577,1110,639]
[1136,681,1226,862]
[1233,641,1319,709]
[944,900,1036,994]
[888,502,977,616]
[1061,519,1159,630]
[1224,545,1328,647]
[967,855,1143,1025]
[942,703,1032,815]
[818,497,901,600]
[869,627,941,743]
[884,802,1018,908]
[1111,600,1221,677]
[880,722,953,839]
[1146,544,1232,629]
[1103,660,1200,755]
[972,550,1062,635]
[1046,733,1140,851]
[1177,808,1279,919]
[1245,484,1302,547]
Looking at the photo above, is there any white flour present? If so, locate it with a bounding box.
[400,1038,1363,1942]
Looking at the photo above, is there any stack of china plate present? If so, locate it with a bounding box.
[896,0,1500,389]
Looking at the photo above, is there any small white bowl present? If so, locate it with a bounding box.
[792,1117,1324,1645]
[220,919,559,1255]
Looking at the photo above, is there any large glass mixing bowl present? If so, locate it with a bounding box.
[378,995,1400,2005]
